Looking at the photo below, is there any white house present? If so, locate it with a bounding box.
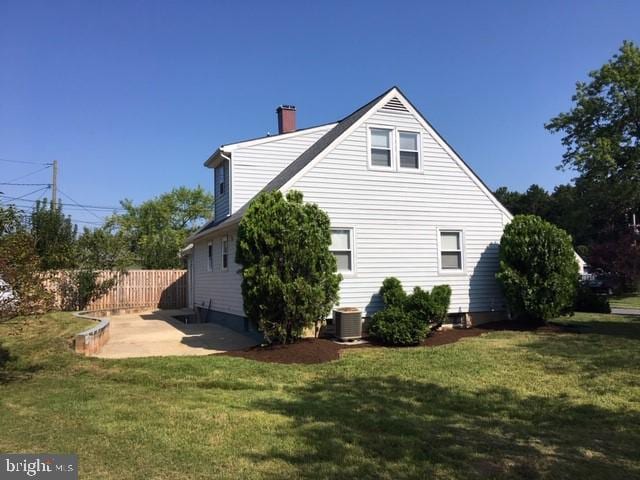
[186,86,515,335]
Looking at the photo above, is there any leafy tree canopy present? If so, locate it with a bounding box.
[546,40,640,235]
[108,186,213,269]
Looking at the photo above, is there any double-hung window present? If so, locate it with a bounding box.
[439,230,463,271]
[330,229,353,273]
[369,127,420,170]
[221,235,229,270]
[370,128,392,168]
[207,242,213,271]
[399,131,420,169]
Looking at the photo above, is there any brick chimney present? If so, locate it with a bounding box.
[276,105,296,134]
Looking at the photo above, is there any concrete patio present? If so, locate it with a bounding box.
[94,309,259,359]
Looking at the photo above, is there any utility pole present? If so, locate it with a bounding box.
[51,159,58,206]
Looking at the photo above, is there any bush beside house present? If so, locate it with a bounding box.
[236,190,342,345]
[496,215,579,322]
[368,278,451,346]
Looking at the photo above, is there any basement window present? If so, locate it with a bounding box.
[330,229,353,272]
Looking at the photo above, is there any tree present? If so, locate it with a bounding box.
[77,227,135,270]
[496,215,579,322]
[545,41,640,238]
[235,190,342,344]
[0,206,53,317]
[31,199,78,270]
[108,186,213,269]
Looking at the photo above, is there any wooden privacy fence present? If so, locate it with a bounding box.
[47,269,187,312]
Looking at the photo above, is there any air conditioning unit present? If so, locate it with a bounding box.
[334,307,362,341]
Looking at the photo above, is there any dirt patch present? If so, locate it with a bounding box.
[224,321,578,365]
[224,338,344,364]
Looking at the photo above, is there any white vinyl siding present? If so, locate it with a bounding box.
[330,228,354,273]
[289,103,506,315]
[231,126,334,212]
[192,228,244,317]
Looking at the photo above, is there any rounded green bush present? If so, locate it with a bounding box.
[496,215,579,322]
[368,306,427,346]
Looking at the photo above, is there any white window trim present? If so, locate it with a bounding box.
[367,125,394,171]
[367,124,422,173]
[221,235,229,271]
[330,226,356,276]
[397,130,422,172]
[207,242,213,272]
[437,228,465,274]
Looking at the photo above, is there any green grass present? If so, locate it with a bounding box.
[610,293,640,309]
[1,312,640,479]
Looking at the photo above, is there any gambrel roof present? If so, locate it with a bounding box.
[189,86,512,242]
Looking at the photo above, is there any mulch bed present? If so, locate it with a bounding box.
[223,321,577,365]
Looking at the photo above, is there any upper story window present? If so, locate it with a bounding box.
[207,242,213,271]
[370,128,392,168]
[221,235,229,270]
[368,127,420,171]
[399,131,419,169]
[439,230,463,271]
[330,228,353,272]
[218,166,225,195]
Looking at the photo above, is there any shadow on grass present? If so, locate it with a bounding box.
[0,342,15,384]
[249,375,640,479]
[523,317,640,381]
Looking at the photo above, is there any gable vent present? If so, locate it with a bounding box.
[381,97,409,112]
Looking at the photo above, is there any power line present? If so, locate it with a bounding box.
[3,165,52,184]
[0,157,52,166]
[0,194,123,211]
[57,188,104,222]
[12,186,50,201]
[0,182,50,186]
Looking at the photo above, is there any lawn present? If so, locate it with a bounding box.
[610,293,640,309]
[1,312,640,479]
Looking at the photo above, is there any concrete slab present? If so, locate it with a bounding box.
[94,309,259,359]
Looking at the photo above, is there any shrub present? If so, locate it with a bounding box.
[368,306,427,346]
[405,284,452,324]
[236,190,342,344]
[380,277,407,308]
[496,215,579,322]
[575,284,611,313]
[370,278,452,345]
[428,285,452,323]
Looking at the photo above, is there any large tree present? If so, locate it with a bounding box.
[545,41,640,239]
[108,186,213,269]
[31,199,78,270]
[235,190,342,344]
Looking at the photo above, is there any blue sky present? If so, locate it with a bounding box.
[1,0,639,227]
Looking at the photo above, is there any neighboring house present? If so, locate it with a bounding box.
[185,86,517,334]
